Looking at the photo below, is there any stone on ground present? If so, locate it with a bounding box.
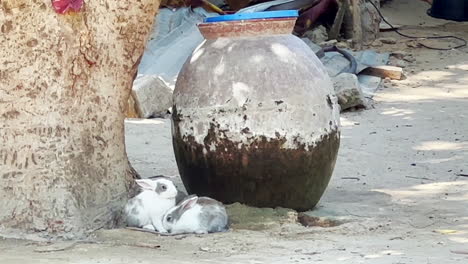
[331,73,366,111]
[131,75,173,118]
[303,25,328,44]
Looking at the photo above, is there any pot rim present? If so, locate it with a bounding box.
[198,17,297,39]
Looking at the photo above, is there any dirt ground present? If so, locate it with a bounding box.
[2,1,468,263]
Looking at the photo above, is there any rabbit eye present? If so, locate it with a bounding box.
[161,185,167,190]
[166,216,172,222]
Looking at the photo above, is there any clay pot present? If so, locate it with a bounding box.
[172,16,340,211]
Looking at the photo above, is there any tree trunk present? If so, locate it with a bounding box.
[0,0,159,239]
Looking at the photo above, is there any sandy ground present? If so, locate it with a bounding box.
[2,1,468,263]
[381,0,450,27]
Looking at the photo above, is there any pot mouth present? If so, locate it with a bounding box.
[198,11,298,39]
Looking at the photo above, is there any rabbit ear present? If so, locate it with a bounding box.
[135,179,155,191]
[171,196,199,222]
[181,196,198,211]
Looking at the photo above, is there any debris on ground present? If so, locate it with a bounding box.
[388,57,407,68]
[371,39,384,47]
[128,7,218,118]
[308,39,391,110]
[33,241,78,253]
[226,203,297,231]
[297,213,343,228]
[379,37,397,44]
[126,0,392,117]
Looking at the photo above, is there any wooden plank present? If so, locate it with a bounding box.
[361,65,403,80]
[350,0,362,48]
[342,0,362,48]
[328,0,346,40]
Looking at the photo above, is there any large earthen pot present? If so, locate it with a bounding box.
[172,11,340,211]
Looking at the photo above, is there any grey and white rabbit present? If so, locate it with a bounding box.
[124,177,186,233]
[162,195,229,234]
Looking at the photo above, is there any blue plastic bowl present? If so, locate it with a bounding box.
[204,10,299,23]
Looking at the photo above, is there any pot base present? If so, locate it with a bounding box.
[173,125,340,211]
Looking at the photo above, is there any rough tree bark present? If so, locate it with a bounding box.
[0,0,160,238]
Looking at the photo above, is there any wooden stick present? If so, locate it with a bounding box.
[328,0,346,40]
[350,0,362,48]
[361,65,403,80]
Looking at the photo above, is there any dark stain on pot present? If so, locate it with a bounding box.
[326,95,333,109]
[243,115,247,121]
[172,113,340,211]
[172,105,182,121]
[275,100,284,105]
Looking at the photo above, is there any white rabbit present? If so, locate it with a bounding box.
[124,177,183,233]
[162,195,229,235]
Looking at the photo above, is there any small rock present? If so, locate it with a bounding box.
[371,39,383,47]
[199,247,210,252]
[297,213,343,228]
[404,56,416,63]
[331,73,367,111]
[391,50,408,59]
[391,51,415,63]
[406,41,420,48]
[379,37,397,44]
[134,242,161,249]
[303,25,328,44]
[132,74,174,118]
